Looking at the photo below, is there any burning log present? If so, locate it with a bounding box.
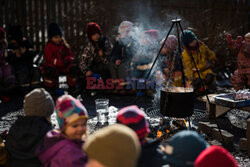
[156,118,189,140]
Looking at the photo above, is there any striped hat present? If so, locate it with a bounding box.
[55,95,88,130]
[116,105,150,143]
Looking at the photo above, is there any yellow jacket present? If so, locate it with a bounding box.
[182,42,216,82]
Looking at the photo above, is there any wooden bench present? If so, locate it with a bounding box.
[198,94,250,157]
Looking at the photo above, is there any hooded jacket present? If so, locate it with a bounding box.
[182,42,216,82]
[36,130,87,167]
[5,116,53,167]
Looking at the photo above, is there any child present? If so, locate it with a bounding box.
[227,32,250,90]
[181,30,217,92]
[131,29,159,79]
[83,124,140,167]
[42,22,79,96]
[161,130,208,167]
[156,35,183,87]
[110,21,137,94]
[195,145,238,167]
[116,105,166,167]
[7,25,39,93]
[0,27,15,96]
[79,22,112,84]
[5,88,54,167]
[36,95,88,167]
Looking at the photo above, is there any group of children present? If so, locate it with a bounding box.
[0,88,239,167]
[0,21,249,100]
[0,25,40,101]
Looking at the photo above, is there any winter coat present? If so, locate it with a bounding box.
[0,43,12,80]
[79,36,112,75]
[0,41,8,64]
[111,37,137,63]
[131,44,158,78]
[7,38,35,70]
[5,116,53,167]
[182,42,216,82]
[137,139,165,167]
[36,130,87,167]
[43,40,74,73]
[229,40,250,89]
[158,53,183,87]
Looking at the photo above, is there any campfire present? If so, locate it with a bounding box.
[156,118,188,140]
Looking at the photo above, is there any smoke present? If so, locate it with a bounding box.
[112,1,192,106]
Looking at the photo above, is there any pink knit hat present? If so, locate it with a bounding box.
[161,35,178,53]
[118,21,133,37]
[55,95,88,130]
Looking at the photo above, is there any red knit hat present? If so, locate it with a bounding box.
[0,27,5,40]
[195,145,238,167]
[116,105,150,143]
[86,22,102,39]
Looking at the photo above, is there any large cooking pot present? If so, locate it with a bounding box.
[160,87,194,118]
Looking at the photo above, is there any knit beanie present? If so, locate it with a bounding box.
[161,35,178,53]
[245,32,250,39]
[181,30,198,49]
[48,22,62,39]
[55,95,88,130]
[8,25,23,43]
[162,130,208,167]
[118,21,134,37]
[195,145,238,167]
[0,27,5,40]
[86,22,102,39]
[24,88,54,118]
[143,29,159,44]
[116,105,150,143]
[83,124,141,167]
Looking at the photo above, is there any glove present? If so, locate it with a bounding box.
[54,58,64,67]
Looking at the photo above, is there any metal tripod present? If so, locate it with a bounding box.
[133,19,226,146]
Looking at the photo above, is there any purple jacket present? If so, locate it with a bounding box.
[36,130,87,167]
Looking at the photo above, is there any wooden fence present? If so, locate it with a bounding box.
[0,0,249,58]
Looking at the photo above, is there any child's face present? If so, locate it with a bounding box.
[161,48,167,54]
[188,39,197,47]
[64,118,87,140]
[10,40,18,46]
[51,35,62,45]
[91,33,100,42]
[86,158,105,167]
[245,37,250,45]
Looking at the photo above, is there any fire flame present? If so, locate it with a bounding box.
[157,130,162,138]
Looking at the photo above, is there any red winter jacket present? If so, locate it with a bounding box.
[43,40,74,73]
